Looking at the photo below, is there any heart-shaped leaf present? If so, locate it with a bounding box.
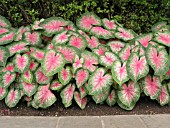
[0,31,16,45]
[0,15,11,28]
[75,69,89,88]
[0,86,8,100]
[30,48,45,62]
[50,80,64,92]
[21,70,33,84]
[106,89,117,107]
[107,41,125,54]
[1,71,16,88]
[21,82,37,97]
[79,86,88,99]
[58,66,72,85]
[74,91,87,109]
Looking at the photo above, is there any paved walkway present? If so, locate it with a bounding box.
[0,114,170,128]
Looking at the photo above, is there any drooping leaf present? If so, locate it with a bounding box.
[58,66,72,85]
[21,82,37,97]
[88,68,113,95]
[1,71,16,88]
[107,41,125,54]
[0,15,11,28]
[0,46,9,67]
[50,80,64,92]
[21,70,33,84]
[106,89,117,107]
[157,84,169,106]
[42,50,65,76]
[146,45,169,76]
[111,60,129,86]
[0,86,8,100]
[126,53,149,81]
[60,83,75,108]
[34,84,57,108]
[0,31,16,45]
[75,69,89,88]
[74,91,87,109]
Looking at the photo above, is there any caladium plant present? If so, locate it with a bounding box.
[58,66,72,85]
[0,46,9,67]
[75,69,89,88]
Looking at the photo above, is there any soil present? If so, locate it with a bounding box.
[0,96,170,116]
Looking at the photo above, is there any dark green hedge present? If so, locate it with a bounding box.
[0,0,169,33]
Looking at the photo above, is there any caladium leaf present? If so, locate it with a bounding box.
[100,52,120,69]
[88,68,113,95]
[131,45,145,56]
[118,44,131,62]
[107,41,125,54]
[93,45,109,56]
[40,17,69,36]
[30,48,45,62]
[0,27,9,34]
[34,84,57,108]
[146,45,169,76]
[72,55,84,73]
[75,69,89,88]
[13,54,30,73]
[79,86,88,98]
[115,27,136,41]
[60,83,75,108]
[35,67,52,85]
[81,50,99,72]
[106,89,117,107]
[118,81,140,108]
[23,31,42,46]
[153,31,170,47]
[46,43,55,50]
[31,19,44,30]
[92,88,110,104]
[21,82,37,97]
[0,31,16,45]
[52,31,70,45]
[0,86,8,100]
[0,15,11,28]
[76,12,101,32]
[74,91,87,109]
[142,75,162,100]
[152,21,167,32]
[21,70,33,84]
[157,84,169,106]
[89,26,113,39]
[56,45,79,63]
[58,66,72,85]
[15,26,31,41]
[86,36,99,49]
[127,53,149,82]
[0,46,9,67]
[65,21,76,31]
[135,33,153,48]
[1,72,16,88]
[42,50,65,76]
[50,80,64,91]
[111,60,129,86]
[5,88,21,108]
[7,41,29,56]
[117,98,135,111]
[68,35,87,50]
[1,62,15,73]
[29,60,39,72]
[102,18,117,30]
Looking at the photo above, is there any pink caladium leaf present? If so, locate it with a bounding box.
[146,45,169,76]
[88,68,113,95]
[0,31,16,45]
[13,54,30,73]
[1,71,16,88]
[93,45,109,56]
[40,17,69,36]
[111,60,129,86]
[58,66,72,85]
[89,26,114,39]
[68,34,87,50]
[135,33,153,48]
[72,55,84,73]
[86,36,99,49]
[106,89,117,107]
[21,70,33,84]
[81,50,99,72]
[50,80,64,92]
[100,52,120,69]
[153,31,170,47]
[31,19,44,30]
[60,83,75,108]
[24,31,42,46]
[56,45,79,63]
[107,41,125,54]
[76,12,101,32]
[102,18,117,30]
[64,21,77,31]
[142,75,162,100]
[131,45,145,56]
[0,15,11,28]
[5,88,21,108]
[35,67,52,85]
[118,44,131,62]
[21,82,37,97]
[52,31,70,45]
[152,21,167,32]
[0,27,9,34]
[79,86,88,98]
[7,41,29,56]
[42,50,65,76]
[117,98,135,111]
[30,48,45,62]
[75,69,89,88]
[1,62,15,73]
[29,60,39,72]
[127,53,149,82]
[74,91,87,109]
[34,84,57,108]
[157,84,169,106]
[0,86,8,100]
[0,46,9,67]
[115,27,136,41]
[118,81,140,108]
[15,26,31,41]
[92,88,110,104]
[46,43,55,50]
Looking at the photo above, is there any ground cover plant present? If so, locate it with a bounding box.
[0,12,170,110]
